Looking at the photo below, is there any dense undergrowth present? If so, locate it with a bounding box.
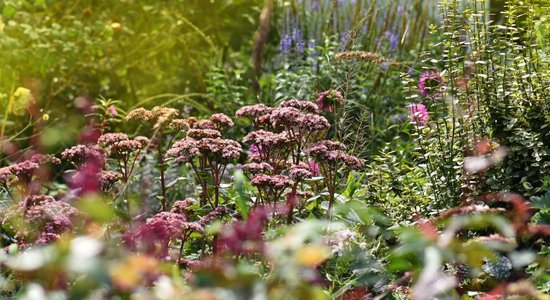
[0,0,549,299]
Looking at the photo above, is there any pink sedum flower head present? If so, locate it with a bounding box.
[409,103,429,126]
[316,89,344,112]
[418,70,445,98]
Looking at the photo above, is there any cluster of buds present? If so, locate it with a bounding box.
[124,211,204,259]
[126,106,179,131]
[1,195,78,244]
[98,133,149,158]
[167,113,242,208]
[97,132,149,180]
[125,197,230,261]
[237,98,363,218]
[61,145,105,168]
[1,154,62,195]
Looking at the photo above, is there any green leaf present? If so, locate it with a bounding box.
[233,170,251,219]
[76,197,115,223]
[155,163,169,172]
[2,4,17,18]
[334,200,389,227]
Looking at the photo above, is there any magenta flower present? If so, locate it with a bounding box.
[409,103,429,126]
[308,160,320,176]
[418,71,445,97]
[249,143,261,155]
[316,89,344,112]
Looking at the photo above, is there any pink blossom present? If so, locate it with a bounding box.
[187,128,222,139]
[289,163,314,179]
[98,133,128,146]
[409,103,429,126]
[418,70,445,97]
[0,167,11,186]
[199,206,231,225]
[242,162,274,174]
[69,158,103,194]
[269,107,304,128]
[9,160,40,183]
[308,160,320,175]
[235,103,274,119]
[251,174,294,189]
[61,145,105,167]
[99,170,122,192]
[108,105,118,117]
[316,89,344,112]
[280,99,319,113]
[171,198,197,218]
[216,206,271,255]
[210,113,234,128]
[167,138,200,163]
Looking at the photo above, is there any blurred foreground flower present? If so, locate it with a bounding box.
[109,254,160,291]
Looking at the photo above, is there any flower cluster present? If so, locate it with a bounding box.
[210,113,234,128]
[98,133,149,157]
[8,160,40,184]
[125,107,154,123]
[307,140,363,169]
[243,130,289,163]
[126,106,179,130]
[236,103,274,119]
[306,140,364,212]
[1,195,78,244]
[251,174,294,189]
[187,128,221,139]
[170,198,198,216]
[250,174,295,205]
[166,138,200,163]
[61,144,105,167]
[270,107,304,128]
[125,211,204,259]
[97,133,129,145]
[167,114,241,207]
[289,162,314,179]
[242,162,274,174]
[198,206,231,225]
[237,99,345,213]
[216,206,271,255]
[4,154,61,186]
[29,153,61,165]
[280,99,319,113]
[100,170,123,192]
[169,118,193,131]
[0,167,11,187]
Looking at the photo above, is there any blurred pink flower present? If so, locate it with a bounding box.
[418,71,445,97]
[409,103,429,126]
[108,105,118,117]
[316,89,344,112]
[308,160,320,176]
